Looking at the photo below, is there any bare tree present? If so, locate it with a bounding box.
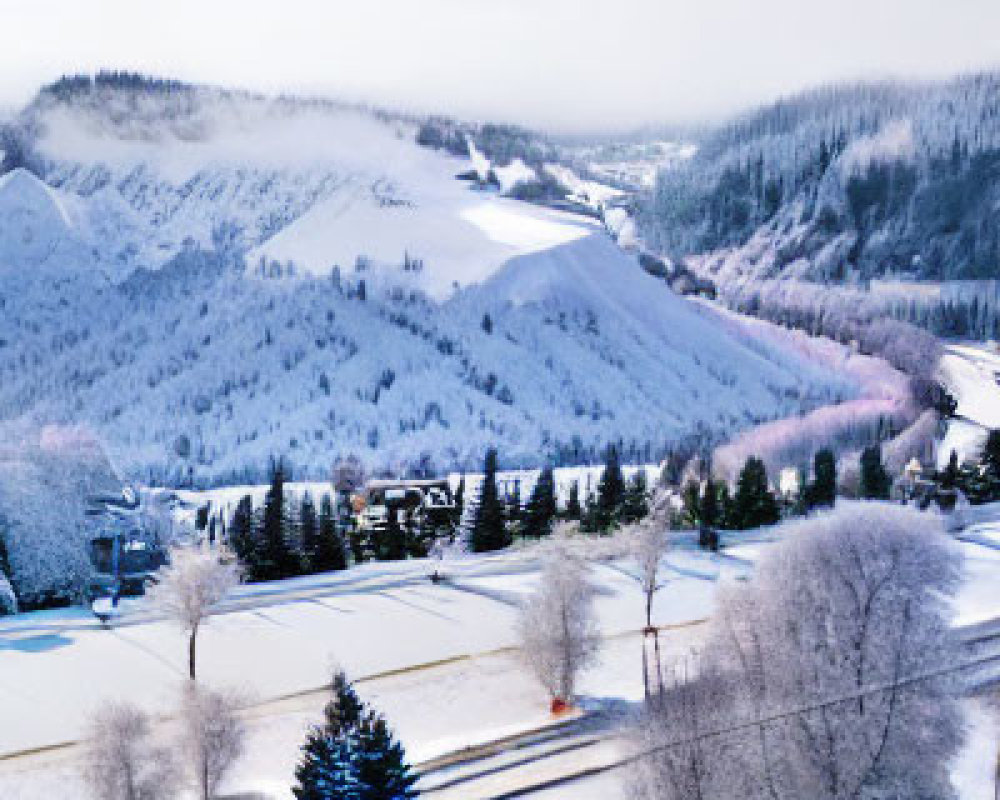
[518,539,601,711]
[630,501,962,799]
[179,684,245,800]
[616,487,673,696]
[148,546,238,680]
[82,702,177,800]
[620,518,671,697]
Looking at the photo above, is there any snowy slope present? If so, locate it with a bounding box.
[0,83,858,482]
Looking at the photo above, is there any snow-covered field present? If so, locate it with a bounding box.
[939,342,1000,466]
[0,527,997,798]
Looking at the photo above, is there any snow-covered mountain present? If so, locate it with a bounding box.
[638,74,1000,286]
[0,78,854,484]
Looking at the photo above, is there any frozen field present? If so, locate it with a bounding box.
[1,526,998,798]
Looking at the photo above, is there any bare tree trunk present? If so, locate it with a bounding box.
[189,625,198,681]
[642,634,651,699]
[653,629,664,695]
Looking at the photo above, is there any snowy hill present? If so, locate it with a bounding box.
[0,79,855,483]
[638,74,1000,286]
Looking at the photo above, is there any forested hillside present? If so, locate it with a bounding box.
[0,76,853,484]
[639,74,1000,284]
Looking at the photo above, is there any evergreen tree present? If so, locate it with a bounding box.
[315,494,348,572]
[732,457,780,529]
[260,458,298,580]
[596,445,625,521]
[963,430,1000,504]
[379,511,407,561]
[806,448,837,509]
[471,449,508,552]
[682,480,701,527]
[860,446,892,500]
[983,429,1000,485]
[229,495,260,580]
[698,480,720,550]
[700,480,719,529]
[300,492,320,574]
[504,482,524,537]
[293,730,361,800]
[523,466,557,538]
[717,482,734,530]
[939,449,960,490]
[452,476,465,528]
[355,712,418,800]
[564,480,582,520]
[293,671,414,800]
[620,470,649,524]
[293,671,366,800]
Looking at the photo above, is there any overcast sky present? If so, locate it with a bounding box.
[2,0,999,131]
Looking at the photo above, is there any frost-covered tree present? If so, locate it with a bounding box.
[518,539,601,708]
[620,515,670,697]
[82,702,177,800]
[147,547,238,680]
[179,684,245,800]
[0,423,124,609]
[630,502,962,799]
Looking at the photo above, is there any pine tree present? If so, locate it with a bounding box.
[523,466,557,538]
[260,458,298,580]
[504,482,524,538]
[471,449,508,552]
[299,492,320,574]
[596,445,625,521]
[293,672,414,800]
[620,470,649,524]
[315,494,348,572]
[700,480,719,529]
[732,457,780,529]
[326,671,365,734]
[380,511,406,561]
[564,480,582,520]
[806,448,837,509]
[452,476,465,528]
[229,495,259,580]
[293,730,361,800]
[697,480,720,549]
[293,672,366,800]
[939,449,960,490]
[682,480,701,527]
[860,446,892,500]
[982,429,1000,486]
[355,713,418,800]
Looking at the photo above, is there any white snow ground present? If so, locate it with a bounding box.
[938,342,1000,466]
[0,527,997,799]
